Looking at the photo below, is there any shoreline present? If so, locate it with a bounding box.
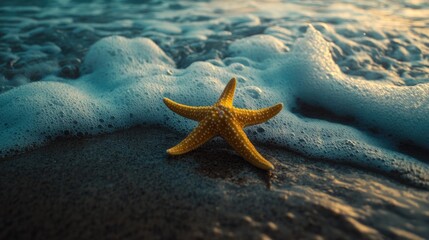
[1,126,428,239]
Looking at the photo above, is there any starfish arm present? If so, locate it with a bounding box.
[163,98,212,121]
[167,118,217,155]
[216,78,237,107]
[234,103,283,127]
[220,120,274,170]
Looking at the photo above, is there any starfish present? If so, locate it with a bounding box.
[163,77,283,170]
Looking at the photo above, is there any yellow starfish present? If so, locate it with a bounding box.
[163,78,283,170]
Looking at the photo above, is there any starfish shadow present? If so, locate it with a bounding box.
[167,140,273,188]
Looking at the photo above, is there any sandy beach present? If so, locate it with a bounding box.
[1,126,427,240]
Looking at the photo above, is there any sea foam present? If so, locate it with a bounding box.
[0,25,428,187]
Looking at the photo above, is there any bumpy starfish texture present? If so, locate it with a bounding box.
[163,78,283,170]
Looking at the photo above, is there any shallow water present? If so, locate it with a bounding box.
[0,1,428,186]
[2,0,428,87]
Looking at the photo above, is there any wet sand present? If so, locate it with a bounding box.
[0,126,428,240]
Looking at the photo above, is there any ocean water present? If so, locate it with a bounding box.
[0,0,428,187]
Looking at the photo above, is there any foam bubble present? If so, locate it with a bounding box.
[229,35,287,62]
[289,25,429,150]
[0,26,428,188]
